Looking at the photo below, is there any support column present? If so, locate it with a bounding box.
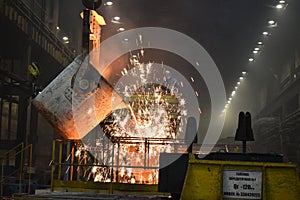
[28,102,38,165]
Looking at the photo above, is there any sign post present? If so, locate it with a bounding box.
[223,170,262,199]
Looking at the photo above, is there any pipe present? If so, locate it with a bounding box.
[1,160,4,197]
[19,142,24,193]
[50,140,55,191]
[28,144,33,194]
[70,144,74,181]
[58,141,63,180]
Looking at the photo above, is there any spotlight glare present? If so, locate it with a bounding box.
[106,1,113,6]
[262,31,269,36]
[268,20,275,25]
[113,16,120,21]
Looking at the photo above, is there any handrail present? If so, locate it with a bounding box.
[0,143,24,158]
[0,143,33,196]
[53,162,159,169]
[0,168,20,183]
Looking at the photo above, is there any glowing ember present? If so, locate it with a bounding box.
[75,40,197,185]
[93,52,189,184]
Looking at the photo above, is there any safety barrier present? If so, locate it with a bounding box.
[181,154,300,200]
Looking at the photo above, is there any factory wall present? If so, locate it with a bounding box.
[253,49,300,164]
[0,0,74,183]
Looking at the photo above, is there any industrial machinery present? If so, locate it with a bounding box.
[32,0,190,197]
[29,1,300,199]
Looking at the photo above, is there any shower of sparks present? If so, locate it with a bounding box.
[78,41,195,185]
[107,54,188,139]
[105,57,188,183]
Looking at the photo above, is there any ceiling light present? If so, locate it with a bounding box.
[237,82,241,85]
[64,40,69,44]
[257,41,263,45]
[229,97,232,101]
[113,16,120,21]
[276,4,283,9]
[124,38,129,41]
[63,36,68,41]
[253,50,258,54]
[249,58,254,62]
[227,100,231,104]
[239,77,244,80]
[242,71,247,75]
[191,77,195,82]
[262,31,269,36]
[235,86,238,90]
[231,91,236,96]
[279,0,285,3]
[56,26,60,30]
[225,104,228,108]
[106,1,113,6]
[254,47,260,51]
[118,27,125,32]
[268,20,275,25]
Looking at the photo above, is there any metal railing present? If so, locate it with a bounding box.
[0,143,33,196]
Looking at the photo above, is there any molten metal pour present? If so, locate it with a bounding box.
[33,7,191,185]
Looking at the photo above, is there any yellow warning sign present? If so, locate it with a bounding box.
[28,62,40,77]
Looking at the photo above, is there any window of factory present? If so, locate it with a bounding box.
[8,150,16,167]
[1,99,9,140]
[10,101,18,140]
[0,97,19,141]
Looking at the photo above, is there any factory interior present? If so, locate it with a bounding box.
[1,0,300,199]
